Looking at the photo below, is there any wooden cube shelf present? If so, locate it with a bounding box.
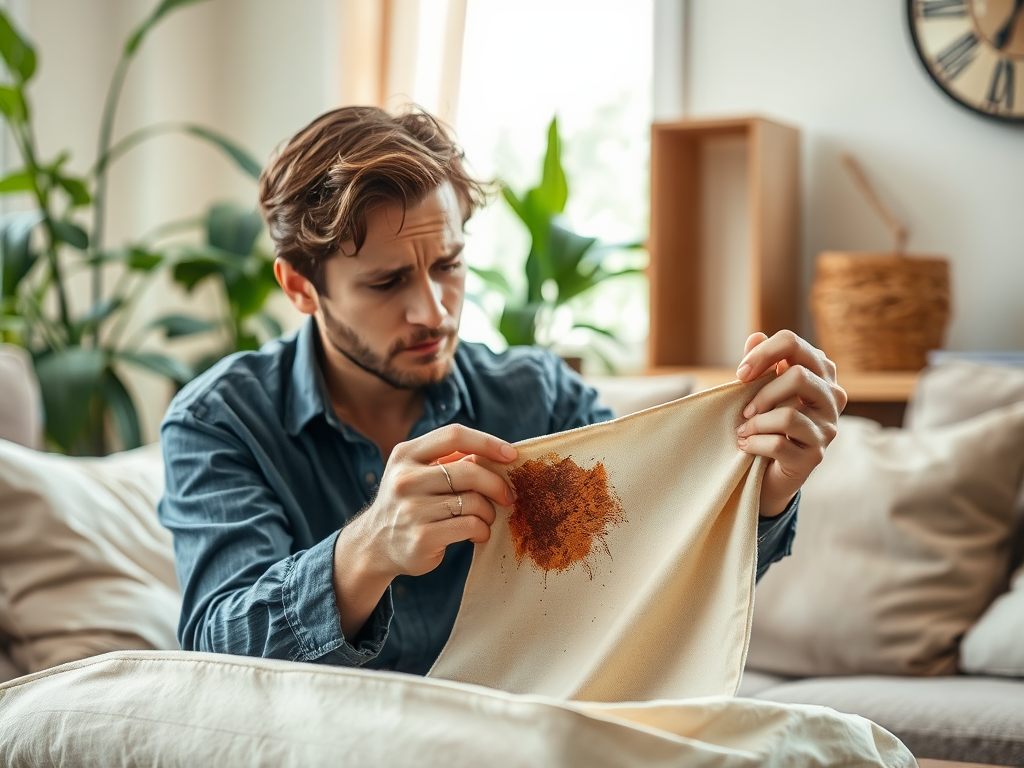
[648,117,801,367]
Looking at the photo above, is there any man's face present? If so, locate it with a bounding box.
[315,181,466,390]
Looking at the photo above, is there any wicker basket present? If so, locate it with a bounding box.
[809,252,951,372]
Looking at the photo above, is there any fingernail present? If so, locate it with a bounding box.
[737,437,748,448]
[736,364,751,380]
[743,403,756,418]
[736,423,746,436]
[501,443,517,460]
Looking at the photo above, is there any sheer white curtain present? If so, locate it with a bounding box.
[336,0,468,122]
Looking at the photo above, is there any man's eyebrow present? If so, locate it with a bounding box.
[360,245,465,282]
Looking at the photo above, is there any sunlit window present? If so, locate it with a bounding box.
[455,0,653,371]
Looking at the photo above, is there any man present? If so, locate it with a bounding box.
[159,106,846,674]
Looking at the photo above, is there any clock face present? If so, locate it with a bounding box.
[908,0,1024,122]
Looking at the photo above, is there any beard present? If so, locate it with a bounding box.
[319,303,459,390]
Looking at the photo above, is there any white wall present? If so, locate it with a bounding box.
[670,0,1024,352]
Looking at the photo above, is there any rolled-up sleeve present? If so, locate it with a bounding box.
[158,410,393,665]
[754,490,799,582]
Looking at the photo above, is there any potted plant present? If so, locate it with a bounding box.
[0,0,277,455]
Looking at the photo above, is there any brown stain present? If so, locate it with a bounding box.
[507,452,626,578]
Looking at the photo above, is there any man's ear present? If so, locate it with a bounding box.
[274,258,319,316]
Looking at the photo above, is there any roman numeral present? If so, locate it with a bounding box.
[987,59,1016,110]
[919,0,968,18]
[936,31,979,80]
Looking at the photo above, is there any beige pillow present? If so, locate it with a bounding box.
[583,373,694,416]
[905,361,1024,430]
[960,563,1024,677]
[0,345,41,449]
[747,404,1024,677]
[0,441,180,675]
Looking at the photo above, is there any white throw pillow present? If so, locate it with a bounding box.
[747,405,1024,677]
[0,441,180,675]
[960,563,1024,677]
[583,373,693,416]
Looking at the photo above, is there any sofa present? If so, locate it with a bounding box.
[0,343,1022,765]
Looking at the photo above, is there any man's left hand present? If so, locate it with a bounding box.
[734,330,847,517]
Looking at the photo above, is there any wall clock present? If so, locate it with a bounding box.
[908,0,1024,123]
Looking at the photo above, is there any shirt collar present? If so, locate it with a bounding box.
[284,317,476,437]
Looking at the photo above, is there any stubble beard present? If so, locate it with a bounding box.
[319,302,458,390]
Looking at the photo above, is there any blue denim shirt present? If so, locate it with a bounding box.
[158,319,797,675]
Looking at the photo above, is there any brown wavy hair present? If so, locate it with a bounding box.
[258,105,489,294]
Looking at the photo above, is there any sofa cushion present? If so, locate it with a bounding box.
[905,360,1024,430]
[0,345,41,449]
[747,405,1024,677]
[960,562,1024,678]
[584,373,694,416]
[0,440,179,675]
[753,675,1024,765]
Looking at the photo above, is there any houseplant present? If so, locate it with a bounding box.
[0,0,275,455]
[471,117,644,366]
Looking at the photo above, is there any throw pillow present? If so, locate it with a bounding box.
[747,404,1024,677]
[0,345,41,449]
[904,360,1024,430]
[960,563,1024,677]
[0,441,180,675]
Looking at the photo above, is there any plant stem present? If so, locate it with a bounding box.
[91,53,132,340]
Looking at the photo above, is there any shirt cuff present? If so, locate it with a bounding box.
[281,531,394,665]
[755,490,800,582]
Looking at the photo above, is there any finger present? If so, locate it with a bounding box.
[403,424,518,465]
[429,514,493,547]
[736,330,834,383]
[737,432,809,473]
[436,451,469,465]
[743,332,768,357]
[443,459,515,507]
[742,365,838,420]
[427,491,497,527]
[736,406,820,449]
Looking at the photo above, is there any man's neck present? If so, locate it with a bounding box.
[315,324,425,458]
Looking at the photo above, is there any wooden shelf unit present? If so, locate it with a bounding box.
[648,117,801,368]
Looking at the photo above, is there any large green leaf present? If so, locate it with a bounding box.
[183,125,262,181]
[102,367,142,450]
[467,265,512,296]
[535,117,568,214]
[0,9,36,83]
[50,219,89,250]
[35,347,107,452]
[207,203,263,256]
[170,245,243,291]
[0,170,34,194]
[116,350,193,385]
[547,221,597,289]
[226,256,276,318]
[499,304,541,347]
[72,297,123,341]
[0,211,42,299]
[148,313,218,339]
[57,175,92,207]
[0,85,27,124]
[125,0,210,55]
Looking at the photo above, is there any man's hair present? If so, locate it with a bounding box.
[258,106,488,294]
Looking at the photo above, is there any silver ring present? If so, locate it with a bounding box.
[439,463,456,493]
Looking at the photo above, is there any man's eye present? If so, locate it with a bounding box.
[439,260,463,273]
[369,279,399,292]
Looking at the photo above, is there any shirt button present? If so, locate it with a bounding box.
[364,472,376,485]
[440,403,446,411]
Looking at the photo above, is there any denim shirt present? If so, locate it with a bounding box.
[158,319,798,675]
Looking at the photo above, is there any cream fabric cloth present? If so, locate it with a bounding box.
[430,376,771,702]
[0,650,914,767]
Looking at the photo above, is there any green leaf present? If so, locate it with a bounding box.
[183,125,262,180]
[572,322,625,346]
[0,85,27,124]
[116,350,193,385]
[50,219,89,250]
[0,9,37,83]
[149,313,218,339]
[0,211,42,299]
[74,297,123,337]
[0,170,34,194]
[536,117,568,214]
[169,246,241,291]
[127,246,163,271]
[207,203,263,255]
[547,222,597,287]
[226,256,275,318]
[125,0,210,55]
[253,311,282,339]
[467,265,512,296]
[499,304,541,347]
[35,347,107,452]
[57,175,92,207]
[102,368,142,450]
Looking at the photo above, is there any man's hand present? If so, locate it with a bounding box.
[332,425,517,638]
[735,330,847,518]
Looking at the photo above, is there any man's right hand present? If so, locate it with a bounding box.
[331,425,518,638]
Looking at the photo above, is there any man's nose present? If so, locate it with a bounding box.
[407,274,447,328]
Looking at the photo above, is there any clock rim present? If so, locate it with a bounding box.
[906,0,1024,125]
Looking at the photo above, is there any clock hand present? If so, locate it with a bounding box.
[993,0,1024,50]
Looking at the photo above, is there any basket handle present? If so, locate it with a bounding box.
[841,153,907,255]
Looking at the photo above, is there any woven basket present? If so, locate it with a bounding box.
[809,252,951,372]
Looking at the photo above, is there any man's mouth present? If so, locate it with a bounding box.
[401,337,445,356]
